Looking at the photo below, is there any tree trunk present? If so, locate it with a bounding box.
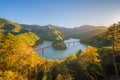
[112,34,119,77]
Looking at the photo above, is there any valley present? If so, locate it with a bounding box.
[0,18,120,80]
[1,0,120,80]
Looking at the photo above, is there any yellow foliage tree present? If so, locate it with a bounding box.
[80,46,100,64]
[77,46,103,80]
[55,74,64,80]
[0,33,40,80]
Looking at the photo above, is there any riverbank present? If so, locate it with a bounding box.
[34,38,88,59]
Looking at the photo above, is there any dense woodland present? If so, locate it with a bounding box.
[21,25,108,41]
[21,24,110,48]
[0,18,120,80]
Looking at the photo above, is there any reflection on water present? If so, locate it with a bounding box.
[35,38,88,60]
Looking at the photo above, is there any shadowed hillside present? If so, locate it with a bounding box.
[21,24,108,41]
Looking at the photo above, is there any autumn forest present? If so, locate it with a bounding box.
[0,17,120,80]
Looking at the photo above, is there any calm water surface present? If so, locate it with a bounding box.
[35,38,88,60]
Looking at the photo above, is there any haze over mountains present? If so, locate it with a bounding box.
[21,24,108,41]
[0,18,110,48]
[20,24,112,48]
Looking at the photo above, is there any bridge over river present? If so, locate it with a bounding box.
[33,41,80,54]
[33,38,88,59]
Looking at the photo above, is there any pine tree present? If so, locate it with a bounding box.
[104,22,120,78]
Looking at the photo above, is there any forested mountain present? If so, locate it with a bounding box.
[21,24,108,41]
[0,18,21,33]
[58,25,108,40]
[80,33,112,48]
[72,25,107,39]
[21,24,66,49]
[0,18,40,46]
[21,24,64,41]
[21,24,108,48]
[0,18,104,80]
[0,18,66,49]
[0,18,41,79]
[80,23,120,48]
[0,18,120,80]
[20,24,109,48]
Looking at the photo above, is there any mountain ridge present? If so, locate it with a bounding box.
[21,24,108,40]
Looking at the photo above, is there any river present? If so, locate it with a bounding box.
[35,38,88,60]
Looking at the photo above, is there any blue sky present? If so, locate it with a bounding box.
[0,0,120,28]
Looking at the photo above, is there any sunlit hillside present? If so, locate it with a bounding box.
[0,18,120,80]
[1,0,120,80]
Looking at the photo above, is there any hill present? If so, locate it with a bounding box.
[57,25,110,48]
[74,25,107,38]
[0,18,66,49]
[57,25,108,40]
[0,18,21,33]
[21,24,108,41]
[77,26,112,48]
[21,24,64,41]
[21,24,67,49]
[0,18,40,46]
[80,33,112,48]
[0,18,120,80]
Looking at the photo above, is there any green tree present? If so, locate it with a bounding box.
[104,22,120,77]
[78,46,103,80]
